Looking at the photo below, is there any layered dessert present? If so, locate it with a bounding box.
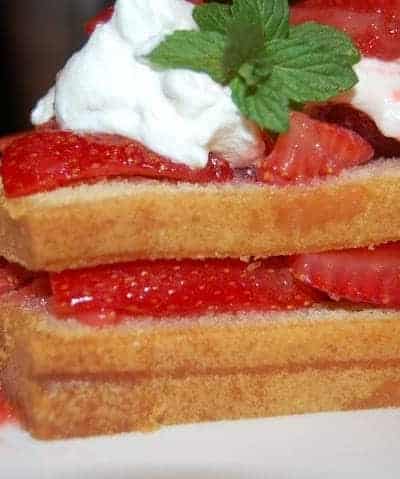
[1,0,400,439]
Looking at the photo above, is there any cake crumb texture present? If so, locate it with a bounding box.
[1,160,400,270]
[2,296,400,439]
[4,365,400,439]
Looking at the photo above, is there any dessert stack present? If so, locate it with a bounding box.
[1,0,400,439]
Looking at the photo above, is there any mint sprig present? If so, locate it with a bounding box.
[148,0,360,133]
[148,30,227,84]
[261,23,360,103]
[193,3,231,34]
[223,20,265,82]
[231,0,289,40]
[231,76,290,132]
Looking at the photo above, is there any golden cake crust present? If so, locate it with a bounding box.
[2,294,400,439]
[4,363,400,439]
[2,296,400,377]
[1,160,400,271]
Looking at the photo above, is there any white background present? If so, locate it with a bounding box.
[1,409,400,478]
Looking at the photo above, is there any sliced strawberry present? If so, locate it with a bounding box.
[293,0,399,9]
[0,122,59,157]
[1,131,233,198]
[0,120,58,155]
[258,112,374,185]
[85,5,114,35]
[0,258,33,296]
[292,242,400,307]
[261,130,276,157]
[0,385,14,424]
[0,132,31,155]
[306,103,400,159]
[291,1,400,60]
[8,277,52,307]
[35,119,59,132]
[50,258,322,323]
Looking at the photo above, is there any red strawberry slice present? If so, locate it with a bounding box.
[0,121,59,155]
[0,132,31,155]
[258,112,374,185]
[292,242,400,307]
[50,258,322,324]
[306,103,400,159]
[0,258,33,296]
[291,1,400,60]
[85,5,114,35]
[0,385,14,425]
[1,131,233,198]
[294,0,399,10]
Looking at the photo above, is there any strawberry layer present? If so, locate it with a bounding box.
[1,131,235,198]
[48,243,400,325]
[0,385,14,426]
[50,258,324,325]
[2,101,400,198]
[291,0,400,61]
[3,242,400,327]
[257,111,374,185]
[306,104,400,159]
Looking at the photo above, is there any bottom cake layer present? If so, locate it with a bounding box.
[4,364,400,439]
[3,290,400,439]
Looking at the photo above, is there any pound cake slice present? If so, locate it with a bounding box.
[5,361,400,439]
[2,277,400,439]
[3,283,400,377]
[1,160,400,272]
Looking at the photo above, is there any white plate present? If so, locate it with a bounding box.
[1,409,400,479]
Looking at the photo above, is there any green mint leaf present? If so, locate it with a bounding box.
[223,20,265,81]
[238,62,261,86]
[288,23,360,65]
[261,22,360,103]
[148,31,227,84]
[231,76,289,132]
[148,3,362,135]
[193,3,231,34]
[230,77,250,114]
[231,0,289,41]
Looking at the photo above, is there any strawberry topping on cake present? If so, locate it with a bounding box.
[258,112,374,185]
[2,0,397,197]
[1,131,233,197]
[306,103,400,159]
[50,258,323,323]
[85,5,115,35]
[0,385,14,425]
[42,241,400,324]
[5,242,400,326]
[0,259,33,296]
[292,242,400,307]
[0,132,31,155]
[291,0,400,60]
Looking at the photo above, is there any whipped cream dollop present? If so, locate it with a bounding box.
[31,0,264,168]
[345,57,400,141]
